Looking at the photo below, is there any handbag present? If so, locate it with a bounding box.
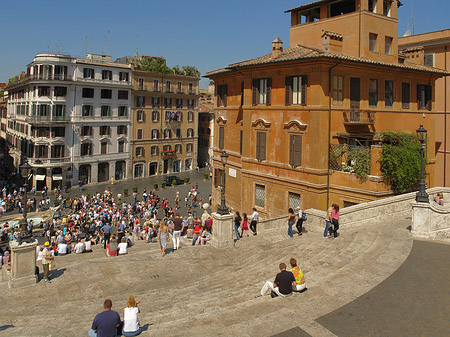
[49,259,56,271]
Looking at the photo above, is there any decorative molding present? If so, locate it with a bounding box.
[283,120,307,132]
[251,118,271,129]
[216,116,227,125]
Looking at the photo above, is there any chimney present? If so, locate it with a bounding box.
[321,30,343,53]
[272,37,283,58]
[402,47,425,65]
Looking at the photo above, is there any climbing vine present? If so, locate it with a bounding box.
[348,146,371,183]
[378,132,423,193]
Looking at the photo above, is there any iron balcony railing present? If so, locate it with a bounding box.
[343,110,375,125]
[26,115,71,123]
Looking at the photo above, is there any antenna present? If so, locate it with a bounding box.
[85,36,87,55]
[107,30,111,55]
[103,35,106,55]
[411,0,414,35]
[135,34,139,57]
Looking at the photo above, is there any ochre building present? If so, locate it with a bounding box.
[130,59,200,179]
[206,0,448,218]
[399,29,450,188]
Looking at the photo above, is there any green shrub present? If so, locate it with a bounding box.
[133,186,138,193]
[161,182,166,188]
[172,179,177,186]
[184,177,190,183]
[203,173,209,180]
[379,132,423,193]
[153,183,158,190]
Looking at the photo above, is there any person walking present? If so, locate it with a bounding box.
[101,223,112,249]
[234,211,242,240]
[171,213,183,250]
[250,208,259,235]
[331,204,340,238]
[295,206,304,236]
[287,208,295,238]
[323,206,333,238]
[41,241,54,283]
[158,222,170,257]
[241,213,250,237]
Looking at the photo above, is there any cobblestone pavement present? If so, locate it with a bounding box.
[2,215,443,337]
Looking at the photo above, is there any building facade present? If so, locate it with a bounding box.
[206,0,447,218]
[129,63,199,179]
[5,53,132,190]
[399,30,450,187]
[198,89,214,167]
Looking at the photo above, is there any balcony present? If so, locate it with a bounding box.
[29,157,71,166]
[26,115,71,124]
[343,110,375,125]
[136,85,148,91]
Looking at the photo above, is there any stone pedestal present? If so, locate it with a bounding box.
[210,212,234,249]
[8,240,38,289]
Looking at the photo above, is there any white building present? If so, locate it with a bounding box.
[6,53,132,190]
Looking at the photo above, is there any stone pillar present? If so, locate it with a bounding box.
[8,240,38,289]
[91,162,99,183]
[210,212,234,249]
[110,161,116,181]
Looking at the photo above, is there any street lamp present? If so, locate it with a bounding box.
[416,125,429,203]
[19,160,33,244]
[217,151,229,215]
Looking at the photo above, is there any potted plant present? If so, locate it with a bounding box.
[133,186,138,193]
[161,182,166,189]
[203,173,209,180]
[184,177,190,184]
[124,188,128,196]
[153,183,158,190]
[172,179,177,186]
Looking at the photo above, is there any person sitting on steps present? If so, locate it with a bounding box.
[289,258,306,292]
[259,262,296,298]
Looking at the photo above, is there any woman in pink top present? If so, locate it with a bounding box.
[331,204,340,238]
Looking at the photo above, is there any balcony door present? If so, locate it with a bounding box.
[350,77,360,110]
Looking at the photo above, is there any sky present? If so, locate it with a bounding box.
[1,0,448,89]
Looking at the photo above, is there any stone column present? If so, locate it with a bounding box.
[210,212,234,249]
[91,162,99,183]
[110,161,116,181]
[8,240,38,289]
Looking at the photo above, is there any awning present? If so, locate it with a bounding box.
[36,175,46,181]
[52,174,63,181]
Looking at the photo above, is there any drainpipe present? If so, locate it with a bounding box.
[444,45,448,187]
[326,60,342,210]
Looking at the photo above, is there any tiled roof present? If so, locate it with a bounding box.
[321,30,343,40]
[400,46,424,53]
[205,44,448,77]
[285,0,402,13]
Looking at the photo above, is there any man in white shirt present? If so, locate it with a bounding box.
[74,239,84,254]
[57,241,69,255]
[250,208,259,235]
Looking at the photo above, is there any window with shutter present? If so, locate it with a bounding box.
[385,80,394,107]
[289,134,302,168]
[369,79,378,107]
[332,76,343,106]
[252,79,258,105]
[285,76,293,106]
[256,132,266,161]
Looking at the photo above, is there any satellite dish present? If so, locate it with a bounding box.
[403,30,412,37]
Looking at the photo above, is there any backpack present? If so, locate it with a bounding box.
[301,212,307,221]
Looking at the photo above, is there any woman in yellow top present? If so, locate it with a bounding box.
[289,258,306,292]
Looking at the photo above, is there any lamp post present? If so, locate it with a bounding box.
[217,151,229,215]
[416,125,429,203]
[19,160,33,244]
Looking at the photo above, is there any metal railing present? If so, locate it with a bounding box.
[26,115,71,123]
[29,157,71,165]
[329,144,371,173]
[343,110,375,124]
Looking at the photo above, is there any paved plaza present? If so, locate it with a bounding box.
[1,205,449,336]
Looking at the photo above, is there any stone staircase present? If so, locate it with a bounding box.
[0,217,413,337]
